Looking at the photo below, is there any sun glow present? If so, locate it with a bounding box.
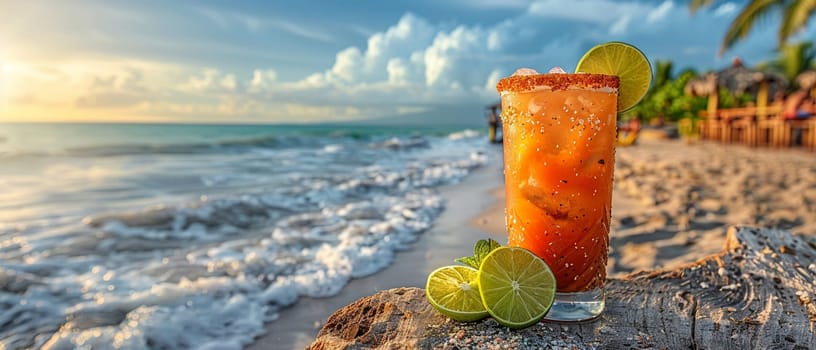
[0,57,14,114]
[0,54,12,74]
[0,57,6,86]
[0,65,6,113]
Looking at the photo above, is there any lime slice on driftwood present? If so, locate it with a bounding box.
[425,265,489,322]
[478,247,556,329]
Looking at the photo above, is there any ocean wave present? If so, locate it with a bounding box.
[0,128,478,160]
[368,136,429,150]
[1,134,360,160]
[0,130,490,349]
[63,136,297,157]
[448,129,481,140]
[0,193,453,350]
[84,194,301,240]
[83,147,486,244]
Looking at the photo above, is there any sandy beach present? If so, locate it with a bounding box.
[250,138,816,349]
[608,138,816,277]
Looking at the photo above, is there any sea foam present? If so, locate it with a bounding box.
[0,128,487,349]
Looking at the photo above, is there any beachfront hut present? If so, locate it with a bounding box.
[684,73,718,113]
[684,73,720,140]
[686,59,790,113]
[716,59,788,114]
[686,59,790,144]
[717,62,788,146]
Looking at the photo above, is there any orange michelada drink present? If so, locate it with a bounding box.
[497,69,618,321]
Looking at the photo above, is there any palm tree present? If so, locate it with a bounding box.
[653,60,675,89]
[690,0,816,54]
[759,41,816,86]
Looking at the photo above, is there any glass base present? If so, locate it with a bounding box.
[544,287,604,322]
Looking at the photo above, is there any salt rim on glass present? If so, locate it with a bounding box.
[502,66,618,94]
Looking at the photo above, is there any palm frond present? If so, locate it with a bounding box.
[779,0,816,44]
[654,60,674,88]
[720,0,785,54]
[689,0,717,13]
[778,42,815,81]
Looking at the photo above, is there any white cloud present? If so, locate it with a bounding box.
[58,6,677,120]
[325,13,435,85]
[451,0,532,10]
[484,69,502,92]
[305,11,501,99]
[180,69,221,92]
[270,19,334,43]
[395,106,428,115]
[177,69,241,94]
[527,0,652,24]
[202,5,783,121]
[610,15,632,35]
[424,26,483,86]
[525,0,673,36]
[387,58,409,85]
[220,74,237,91]
[6,3,793,124]
[249,69,277,93]
[329,47,364,83]
[75,67,156,109]
[76,91,150,108]
[487,30,501,51]
[194,6,333,42]
[714,2,739,17]
[647,1,674,24]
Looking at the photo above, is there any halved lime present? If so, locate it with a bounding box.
[477,247,556,329]
[425,265,489,321]
[575,41,652,112]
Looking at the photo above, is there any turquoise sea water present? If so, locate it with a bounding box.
[0,123,469,156]
[0,122,489,349]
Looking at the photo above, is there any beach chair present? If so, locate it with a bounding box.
[616,119,640,147]
[749,105,783,147]
[697,111,723,141]
[765,116,815,148]
[803,119,816,151]
[717,107,755,144]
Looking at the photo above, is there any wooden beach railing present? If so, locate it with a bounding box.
[698,106,816,150]
[305,226,816,349]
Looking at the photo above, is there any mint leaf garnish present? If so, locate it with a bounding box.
[454,256,479,269]
[455,238,502,269]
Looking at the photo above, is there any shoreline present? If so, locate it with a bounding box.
[249,138,816,349]
[248,145,505,350]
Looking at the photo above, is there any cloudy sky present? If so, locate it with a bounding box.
[0,0,814,125]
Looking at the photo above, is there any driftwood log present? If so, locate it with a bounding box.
[306,226,816,349]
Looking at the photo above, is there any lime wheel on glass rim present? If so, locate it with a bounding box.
[575,41,652,112]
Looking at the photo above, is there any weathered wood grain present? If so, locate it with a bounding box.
[305,226,816,349]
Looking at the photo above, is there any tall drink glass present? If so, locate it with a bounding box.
[497,72,619,321]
